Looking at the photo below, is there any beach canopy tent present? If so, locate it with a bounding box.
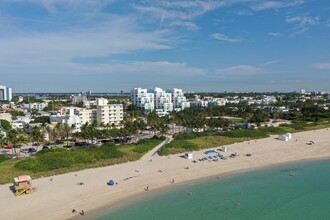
[205,150,216,154]
[185,152,193,159]
[221,146,228,152]
[107,180,115,185]
[278,133,292,141]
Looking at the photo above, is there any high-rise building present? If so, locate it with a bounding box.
[131,87,189,112]
[131,88,155,111]
[0,84,12,101]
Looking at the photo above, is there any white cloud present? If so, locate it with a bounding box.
[171,20,199,30]
[0,14,178,77]
[252,0,304,11]
[268,32,281,37]
[1,17,169,55]
[313,63,330,70]
[133,0,248,31]
[104,61,207,76]
[286,15,320,26]
[260,60,280,66]
[285,15,320,36]
[216,65,263,76]
[0,58,207,77]
[210,33,242,43]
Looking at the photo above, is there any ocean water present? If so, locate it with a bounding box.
[95,159,330,220]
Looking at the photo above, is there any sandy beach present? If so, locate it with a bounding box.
[0,128,330,220]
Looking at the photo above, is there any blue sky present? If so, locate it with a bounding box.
[0,0,329,93]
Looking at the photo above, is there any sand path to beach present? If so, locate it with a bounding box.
[0,129,329,220]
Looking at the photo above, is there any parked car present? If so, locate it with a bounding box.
[4,145,13,149]
[42,145,52,150]
[20,148,29,153]
[74,142,91,147]
[28,148,37,153]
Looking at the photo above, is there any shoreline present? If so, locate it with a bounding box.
[1,128,330,220]
[77,156,330,220]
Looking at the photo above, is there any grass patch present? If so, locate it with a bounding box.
[0,139,163,184]
[14,143,124,173]
[133,137,165,153]
[160,122,330,156]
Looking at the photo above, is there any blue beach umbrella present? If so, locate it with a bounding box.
[108,179,115,185]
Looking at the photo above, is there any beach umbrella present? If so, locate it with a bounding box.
[108,179,115,185]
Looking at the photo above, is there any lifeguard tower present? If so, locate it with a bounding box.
[14,175,32,196]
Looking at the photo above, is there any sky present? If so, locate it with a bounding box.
[0,0,329,93]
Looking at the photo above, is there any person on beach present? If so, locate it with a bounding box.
[171,179,175,184]
[72,209,76,214]
[145,186,149,191]
[79,210,85,216]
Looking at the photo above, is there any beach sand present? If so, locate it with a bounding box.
[0,128,329,220]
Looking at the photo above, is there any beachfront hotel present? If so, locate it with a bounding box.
[131,87,190,114]
[50,98,123,131]
[0,84,12,101]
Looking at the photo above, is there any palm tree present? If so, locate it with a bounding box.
[45,126,53,143]
[6,129,29,156]
[62,124,75,147]
[52,125,63,144]
[0,133,5,153]
[30,126,45,149]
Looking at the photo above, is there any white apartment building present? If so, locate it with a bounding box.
[154,87,173,112]
[96,98,123,126]
[131,88,155,111]
[131,87,189,113]
[22,102,48,111]
[190,100,208,107]
[75,108,97,125]
[207,99,227,106]
[52,100,123,130]
[50,107,81,132]
[172,88,190,110]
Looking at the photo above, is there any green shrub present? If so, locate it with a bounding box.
[159,140,199,156]
[220,129,268,138]
[98,143,124,159]
[133,139,163,153]
[261,127,288,134]
[15,149,72,172]
[0,155,10,164]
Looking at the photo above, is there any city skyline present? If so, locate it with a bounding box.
[1,0,330,92]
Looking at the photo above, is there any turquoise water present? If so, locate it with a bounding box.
[95,160,330,220]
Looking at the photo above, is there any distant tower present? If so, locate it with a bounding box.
[0,84,12,101]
